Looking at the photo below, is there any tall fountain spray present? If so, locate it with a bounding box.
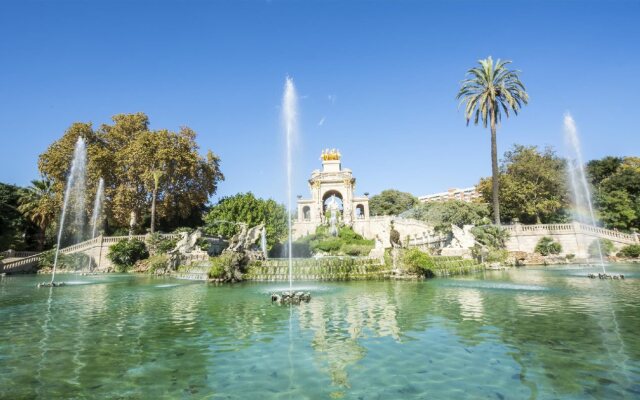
[282,77,298,289]
[90,177,104,239]
[50,137,87,284]
[564,113,606,272]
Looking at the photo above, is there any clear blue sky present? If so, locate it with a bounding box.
[1,0,638,204]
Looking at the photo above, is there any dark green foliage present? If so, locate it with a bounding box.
[588,239,615,257]
[295,226,374,256]
[401,200,490,234]
[402,248,435,276]
[369,189,418,216]
[588,156,640,231]
[535,237,562,256]
[145,233,177,255]
[108,239,149,272]
[618,244,640,258]
[208,253,246,282]
[477,145,570,224]
[0,183,33,251]
[203,192,287,249]
[471,225,510,250]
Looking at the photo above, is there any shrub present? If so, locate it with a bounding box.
[588,239,615,257]
[566,253,576,260]
[108,239,149,272]
[146,254,169,273]
[618,244,640,258]
[208,253,246,282]
[402,248,435,276]
[146,233,177,255]
[471,225,510,250]
[535,237,562,256]
[341,244,372,256]
[312,238,343,253]
[486,249,508,263]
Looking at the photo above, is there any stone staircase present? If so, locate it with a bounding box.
[0,234,179,274]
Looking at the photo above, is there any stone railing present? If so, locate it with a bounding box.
[0,250,39,259]
[0,233,182,274]
[503,222,638,244]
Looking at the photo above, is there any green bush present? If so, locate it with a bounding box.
[402,248,435,276]
[146,233,177,255]
[471,225,510,250]
[588,239,615,257]
[618,244,640,258]
[535,237,562,256]
[146,254,168,273]
[566,253,576,260]
[486,249,508,263]
[208,253,246,282]
[108,239,149,272]
[341,244,373,256]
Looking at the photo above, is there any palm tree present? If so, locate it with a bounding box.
[457,56,528,224]
[18,179,57,250]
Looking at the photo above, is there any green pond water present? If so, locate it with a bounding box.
[1,265,639,399]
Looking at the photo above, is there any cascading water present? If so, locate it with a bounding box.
[564,113,606,272]
[51,137,87,283]
[282,77,298,289]
[90,177,104,239]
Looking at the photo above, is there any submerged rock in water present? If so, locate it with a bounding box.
[271,291,311,304]
[37,282,66,288]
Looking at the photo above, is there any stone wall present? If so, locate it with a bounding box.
[503,222,639,259]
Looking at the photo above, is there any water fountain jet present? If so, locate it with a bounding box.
[39,137,87,287]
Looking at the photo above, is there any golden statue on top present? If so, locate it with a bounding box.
[321,148,341,161]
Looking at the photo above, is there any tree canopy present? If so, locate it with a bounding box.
[369,189,418,216]
[38,113,224,232]
[401,200,490,234]
[477,145,569,224]
[0,183,32,250]
[203,192,287,249]
[587,156,640,231]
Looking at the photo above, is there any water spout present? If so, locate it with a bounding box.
[51,137,87,283]
[282,77,298,289]
[90,178,104,239]
[564,113,606,273]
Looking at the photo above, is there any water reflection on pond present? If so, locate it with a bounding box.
[0,266,638,399]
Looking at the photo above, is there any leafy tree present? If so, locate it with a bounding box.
[401,200,490,234]
[457,57,529,224]
[587,156,640,231]
[203,192,287,249]
[477,145,569,224]
[595,190,637,230]
[369,189,418,216]
[17,179,57,250]
[535,237,562,256]
[38,113,224,233]
[0,183,32,250]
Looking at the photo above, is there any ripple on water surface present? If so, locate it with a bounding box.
[0,268,638,399]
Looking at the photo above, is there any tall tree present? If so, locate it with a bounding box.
[17,179,57,250]
[587,156,640,231]
[369,189,418,216]
[203,192,287,248]
[457,57,529,224]
[38,113,224,233]
[477,145,569,224]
